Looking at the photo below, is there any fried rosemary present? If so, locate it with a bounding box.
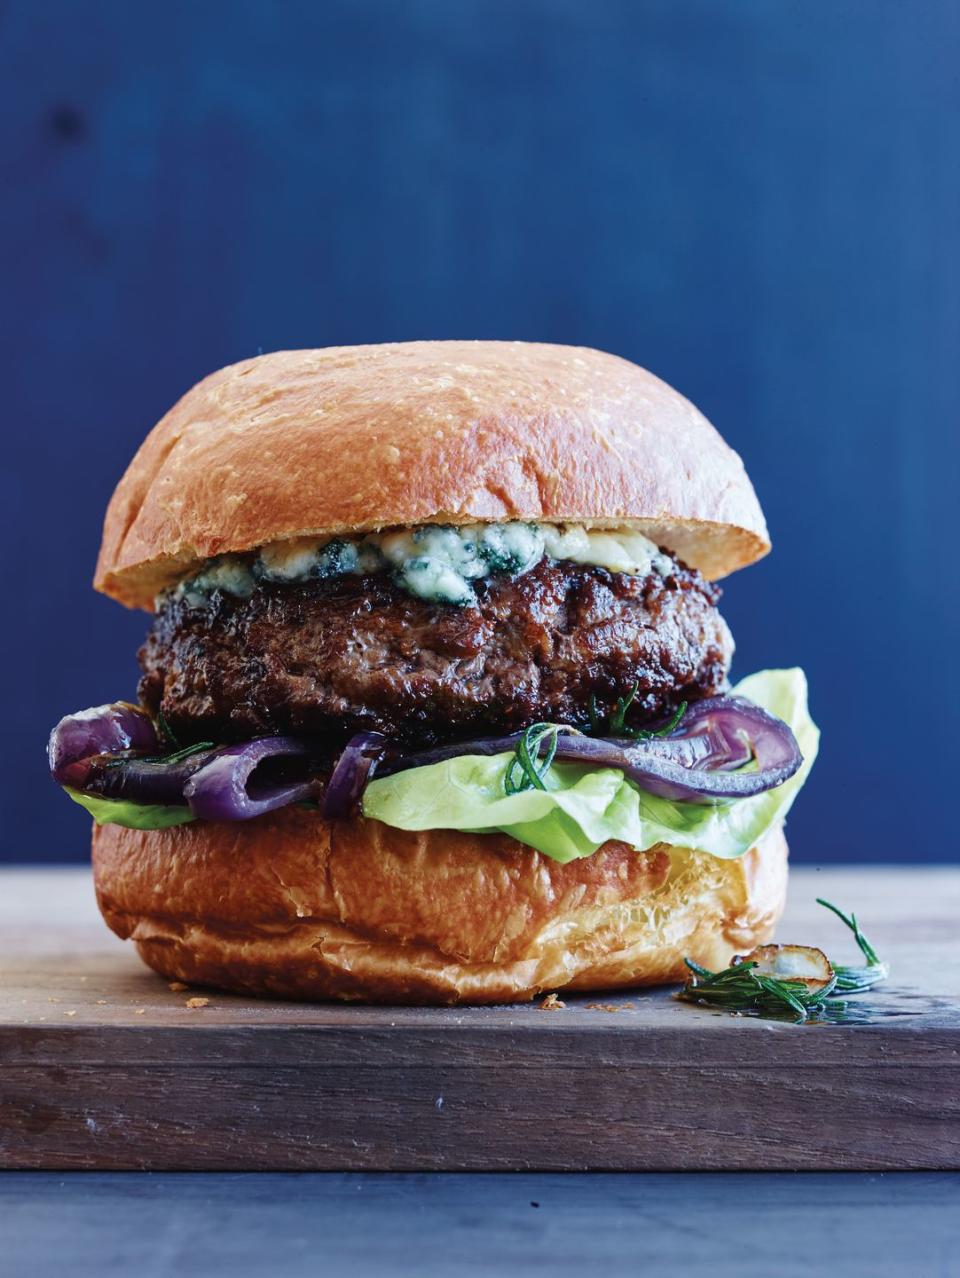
[677,898,889,1021]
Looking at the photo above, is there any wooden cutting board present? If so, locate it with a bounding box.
[1,865,957,1171]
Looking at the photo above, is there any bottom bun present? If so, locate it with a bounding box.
[92,808,788,1005]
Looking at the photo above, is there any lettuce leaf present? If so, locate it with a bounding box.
[64,787,196,830]
[362,668,818,863]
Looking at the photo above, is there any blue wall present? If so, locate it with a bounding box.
[3,0,958,864]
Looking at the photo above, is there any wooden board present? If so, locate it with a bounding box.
[1,866,958,1171]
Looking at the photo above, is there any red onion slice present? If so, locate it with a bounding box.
[48,703,160,784]
[322,732,390,819]
[61,748,220,806]
[51,693,801,822]
[377,695,801,805]
[183,738,318,821]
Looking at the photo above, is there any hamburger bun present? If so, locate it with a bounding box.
[92,809,788,1004]
[95,341,769,609]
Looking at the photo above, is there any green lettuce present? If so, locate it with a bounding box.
[362,668,818,863]
[65,787,196,830]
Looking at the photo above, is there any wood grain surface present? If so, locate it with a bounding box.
[1,866,958,1171]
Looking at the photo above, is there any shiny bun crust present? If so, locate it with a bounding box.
[95,341,769,609]
[92,809,788,1004]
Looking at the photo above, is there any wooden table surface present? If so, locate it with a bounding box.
[1,865,958,1171]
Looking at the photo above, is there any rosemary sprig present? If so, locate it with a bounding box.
[157,708,179,749]
[590,682,687,740]
[677,898,888,1022]
[508,690,688,794]
[680,957,831,1020]
[588,695,603,734]
[642,699,688,739]
[105,739,216,769]
[607,682,641,735]
[816,897,889,992]
[149,740,216,765]
[138,710,214,765]
[504,723,563,795]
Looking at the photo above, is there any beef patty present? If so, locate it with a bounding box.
[138,556,732,749]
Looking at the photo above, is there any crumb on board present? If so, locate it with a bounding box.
[186,997,210,1009]
[168,981,190,993]
[134,1008,146,1016]
[540,993,566,1011]
[584,1002,623,1013]
[95,999,107,1006]
[65,1010,76,1018]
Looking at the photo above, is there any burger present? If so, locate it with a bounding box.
[48,341,817,1004]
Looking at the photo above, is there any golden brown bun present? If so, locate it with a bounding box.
[95,341,769,609]
[92,808,787,1004]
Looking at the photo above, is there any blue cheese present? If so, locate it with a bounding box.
[542,526,674,577]
[396,556,476,605]
[379,528,484,604]
[256,536,380,583]
[171,556,256,606]
[168,522,673,609]
[475,523,545,574]
[255,536,328,582]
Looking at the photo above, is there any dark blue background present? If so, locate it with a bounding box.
[3,1,958,864]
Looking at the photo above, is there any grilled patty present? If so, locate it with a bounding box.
[138,556,732,750]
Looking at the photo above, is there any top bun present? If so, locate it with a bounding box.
[95,341,769,609]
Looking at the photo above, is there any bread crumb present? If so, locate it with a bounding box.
[96,999,107,1005]
[585,1002,621,1013]
[65,1010,76,1017]
[168,981,190,992]
[540,993,566,1011]
[186,997,210,1009]
[48,997,61,1004]
[134,1008,146,1016]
